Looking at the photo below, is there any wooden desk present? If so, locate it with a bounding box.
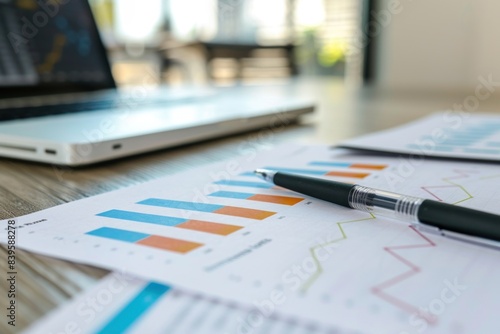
[2,78,500,333]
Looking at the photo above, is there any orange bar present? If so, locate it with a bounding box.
[137,235,203,254]
[214,206,275,220]
[349,163,387,170]
[177,220,243,236]
[326,171,370,179]
[248,194,303,206]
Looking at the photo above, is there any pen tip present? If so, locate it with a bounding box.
[254,169,276,182]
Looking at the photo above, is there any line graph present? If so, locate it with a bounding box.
[37,34,66,73]
[371,226,437,323]
[300,213,376,292]
[421,169,478,205]
[301,214,440,323]
[300,167,490,322]
[371,168,493,322]
[480,174,500,180]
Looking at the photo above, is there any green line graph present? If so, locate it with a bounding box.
[479,174,500,180]
[422,170,477,205]
[300,213,376,292]
[300,169,486,293]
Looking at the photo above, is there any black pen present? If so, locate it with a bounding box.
[254,169,500,248]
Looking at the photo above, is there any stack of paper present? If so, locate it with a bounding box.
[339,112,500,162]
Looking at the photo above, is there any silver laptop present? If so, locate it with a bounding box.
[0,1,313,166]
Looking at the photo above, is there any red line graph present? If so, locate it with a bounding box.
[443,169,479,181]
[371,226,437,324]
[372,168,482,322]
[421,185,458,202]
[421,169,478,204]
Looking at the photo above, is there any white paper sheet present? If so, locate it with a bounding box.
[22,274,337,334]
[339,112,500,162]
[3,144,500,333]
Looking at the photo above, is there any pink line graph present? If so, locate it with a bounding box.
[371,226,437,324]
[443,169,479,181]
[374,169,480,321]
[421,185,458,202]
[421,169,478,204]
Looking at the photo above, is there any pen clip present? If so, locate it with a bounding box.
[411,223,500,251]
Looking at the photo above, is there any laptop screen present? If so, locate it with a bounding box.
[0,0,115,98]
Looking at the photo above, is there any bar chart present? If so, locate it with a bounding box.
[91,199,277,253]
[259,161,387,179]
[27,274,338,334]
[95,282,171,334]
[89,158,388,256]
[97,210,243,236]
[209,190,303,205]
[263,166,371,179]
[406,120,500,154]
[308,161,388,170]
[214,180,273,188]
[137,199,276,220]
[339,113,500,162]
[87,227,203,254]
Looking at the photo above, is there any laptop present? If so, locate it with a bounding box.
[0,0,314,166]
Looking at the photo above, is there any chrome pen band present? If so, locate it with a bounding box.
[348,185,423,222]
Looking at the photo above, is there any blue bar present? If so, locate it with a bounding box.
[433,146,457,152]
[138,199,224,212]
[463,148,500,154]
[209,191,253,199]
[86,227,148,243]
[309,162,351,167]
[449,133,489,138]
[97,210,187,227]
[407,144,456,152]
[440,142,475,147]
[239,172,257,177]
[263,167,326,175]
[214,180,272,189]
[473,124,500,129]
[486,142,500,148]
[458,131,492,136]
[95,282,171,334]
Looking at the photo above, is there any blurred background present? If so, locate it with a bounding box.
[88,0,500,95]
[88,0,365,87]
